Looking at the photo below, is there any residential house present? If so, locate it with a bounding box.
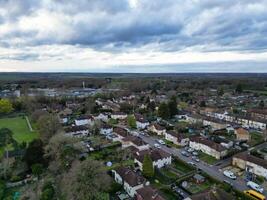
[165,130,189,146]
[203,117,228,131]
[122,136,150,151]
[111,112,128,120]
[148,123,166,136]
[232,152,267,178]
[94,113,109,122]
[113,127,129,140]
[189,136,228,159]
[134,149,172,170]
[186,188,234,200]
[64,126,89,137]
[193,174,205,184]
[75,115,94,126]
[112,167,146,197]
[249,109,267,120]
[234,127,251,141]
[100,124,113,135]
[135,114,149,130]
[136,186,165,200]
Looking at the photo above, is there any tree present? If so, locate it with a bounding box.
[158,102,170,119]
[127,115,136,129]
[217,87,224,96]
[142,154,154,178]
[200,100,206,107]
[0,128,13,147]
[31,163,43,178]
[40,182,55,200]
[168,96,178,117]
[24,139,46,168]
[259,100,265,108]
[235,83,243,93]
[61,159,111,200]
[0,99,13,114]
[37,114,61,143]
[147,100,156,112]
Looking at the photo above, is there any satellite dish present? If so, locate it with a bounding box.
[106,161,112,167]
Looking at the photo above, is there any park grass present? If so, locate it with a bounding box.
[0,116,39,143]
[198,152,217,165]
[249,131,264,146]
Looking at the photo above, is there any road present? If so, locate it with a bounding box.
[139,134,267,197]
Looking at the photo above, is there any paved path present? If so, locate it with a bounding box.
[25,116,33,132]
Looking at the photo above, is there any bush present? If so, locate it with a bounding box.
[0,180,6,200]
[40,182,55,200]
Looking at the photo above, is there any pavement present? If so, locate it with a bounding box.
[138,134,267,197]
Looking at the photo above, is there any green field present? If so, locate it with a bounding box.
[0,116,38,143]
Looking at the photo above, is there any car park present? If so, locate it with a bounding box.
[247,181,264,194]
[223,170,236,180]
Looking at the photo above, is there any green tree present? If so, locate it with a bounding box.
[0,99,13,114]
[31,163,43,178]
[24,139,46,168]
[158,102,170,119]
[217,87,224,96]
[0,128,13,147]
[37,114,61,143]
[142,154,154,178]
[40,182,55,200]
[259,100,265,108]
[62,159,111,200]
[168,96,178,117]
[200,100,206,107]
[236,83,243,93]
[127,115,136,129]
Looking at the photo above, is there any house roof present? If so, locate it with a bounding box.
[135,148,171,163]
[114,127,128,137]
[235,127,249,135]
[248,109,267,115]
[234,152,267,169]
[134,113,148,123]
[190,136,227,152]
[114,167,145,187]
[166,131,188,142]
[122,136,148,146]
[64,125,88,133]
[136,186,165,200]
[151,123,165,131]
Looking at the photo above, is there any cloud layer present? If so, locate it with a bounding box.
[0,0,267,72]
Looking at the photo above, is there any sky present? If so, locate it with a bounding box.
[0,0,267,73]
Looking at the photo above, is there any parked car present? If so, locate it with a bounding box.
[247,181,264,194]
[223,170,236,180]
[187,148,194,153]
[192,151,199,156]
[187,161,196,166]
[181,151,190,157]
[157,139,166,145]
[223,180,233,187]
[192,156,200,162]
[154,143,161,148]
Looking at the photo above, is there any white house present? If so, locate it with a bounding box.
[64,126,89,137]
[111,112,127,120]
[121,136,150,151]
[75,115,94,126]
[134,114,150,130]
[134,149,172,170]
[112,167,146,197]
[189,136,228,159]
[100,124,113,135]
[165,131,189,146]
[232,152,267,178]
[94,113,109,122]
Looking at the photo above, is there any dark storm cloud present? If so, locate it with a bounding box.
[0,0,267,53]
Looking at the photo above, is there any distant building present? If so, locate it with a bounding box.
[165,130,189,146]
[234,127,251,141]
[136,186,165,200]
[148,123,166,136]
[64,126,89,137]
[75,115,94,126]
[122,136,150,151]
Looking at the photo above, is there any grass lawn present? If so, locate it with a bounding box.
[0,117,38,144]
[198,152,217,165]
[172,158,194,174]
[249,132,264,146]
[186,180,212,194]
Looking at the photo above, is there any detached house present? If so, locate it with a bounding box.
[189,136,227,159]
[134,149,172,170]
[122,136,150,151]
[136,186,165,200]
[111,112,127,120]
[113,127,129,140]
[232,152,267,178]
[165,130,189,146]
[75,115,94,126]
[64,126,89,137]
[112,167,146,197]
[134,114,149,130]
[100,124,113,135]
[148,123,166,136]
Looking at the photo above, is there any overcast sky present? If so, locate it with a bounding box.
[0,0,267,72]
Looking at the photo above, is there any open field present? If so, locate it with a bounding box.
[0,116,38,143]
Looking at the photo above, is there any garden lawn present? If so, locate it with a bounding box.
[249,132,264,146]
[0,117,38,143]
[198,152,217,165]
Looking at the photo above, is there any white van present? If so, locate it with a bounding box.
[223,170,236,179]
[247,181,264,194]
